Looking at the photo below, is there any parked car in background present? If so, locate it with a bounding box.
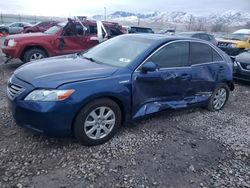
[157,29,175,35]
[2,19,125,63]
[0,22,32,34]
[128,26,154,34]
[22,21,59,33]
[176,32,218,46]
[102,21,126,38]
[233,50,250,81]
[7,34,234,145]
[217,29,250,58]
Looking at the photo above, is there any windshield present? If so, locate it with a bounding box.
[81,35,155,67]
[226,33,250,41]
[44,23,66,34]
[33,21,42,26]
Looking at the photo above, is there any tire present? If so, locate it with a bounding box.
[74,98,122,146]
[22,48,47,63]
[207,83,230,111]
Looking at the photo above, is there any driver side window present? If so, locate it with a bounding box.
[75,24,84,36]
[147,42,189,69]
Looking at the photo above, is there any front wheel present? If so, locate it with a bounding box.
[207,84,230,111]
[74,98,122,146]
[23,48,47,63]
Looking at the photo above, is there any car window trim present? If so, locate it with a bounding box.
[135,40,190,72]
[189,41,224,66]
[135,40,224,72]
[191,61,223,67]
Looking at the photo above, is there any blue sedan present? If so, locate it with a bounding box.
[7,34,234,145]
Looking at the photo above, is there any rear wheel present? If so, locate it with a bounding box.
[207,83,229,111]
[23,48,47,63]
[74,98,122,146]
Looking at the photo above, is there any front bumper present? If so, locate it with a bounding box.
[233,62,250,81]
[1,46,19,58]
[7,76,75,137]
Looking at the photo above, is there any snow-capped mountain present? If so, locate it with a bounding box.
[93,10,250,27]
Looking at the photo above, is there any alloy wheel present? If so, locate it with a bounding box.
[212,88,227,110]
[30,53,44,61]
[84,106,116,140]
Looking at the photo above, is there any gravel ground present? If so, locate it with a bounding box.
[0,37,249,188]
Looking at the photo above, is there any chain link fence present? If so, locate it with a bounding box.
[0,13,65,24]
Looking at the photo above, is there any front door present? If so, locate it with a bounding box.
[132,41,193,118]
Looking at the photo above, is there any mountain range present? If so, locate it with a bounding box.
[93,10,250,27]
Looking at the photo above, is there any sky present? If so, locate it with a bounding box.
[0,0,249,17]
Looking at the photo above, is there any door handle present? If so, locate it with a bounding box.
[179,74,191,80]
[161,73,177,80]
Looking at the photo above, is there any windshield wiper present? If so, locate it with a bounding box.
[83,56,96,62]
[82,55,102,64]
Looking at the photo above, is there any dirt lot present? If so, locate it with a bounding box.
[0,37,249,188]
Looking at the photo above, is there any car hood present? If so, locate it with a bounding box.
[14,54,119,88]
[6,32,50,40]
[0,25,8,28]
[236,52,250,64]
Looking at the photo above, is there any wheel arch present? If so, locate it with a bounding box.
[20,45,49,61]
[71,95,127,133]
[225,80,234,91]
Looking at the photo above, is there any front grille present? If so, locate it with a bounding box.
[218,42,231,47]
[239,62,250,71]
[7,82,25,99]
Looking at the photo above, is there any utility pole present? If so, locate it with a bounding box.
[0,13,3,24]
[104,7,107,21]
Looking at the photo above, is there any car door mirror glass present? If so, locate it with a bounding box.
[141,61,158,73]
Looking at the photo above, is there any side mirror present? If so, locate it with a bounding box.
[141,61,158,73]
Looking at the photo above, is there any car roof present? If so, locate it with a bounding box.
[177,31,209,36]
[122,33,204,44]
[9,22,32,26]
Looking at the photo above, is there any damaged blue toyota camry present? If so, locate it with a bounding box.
[7,34,234,146]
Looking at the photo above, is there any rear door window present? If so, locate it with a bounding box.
[76,24,85,35]
[212,49,223,61]
[89,25,97,34]
[147,42,189,68]
[190,42,213,65]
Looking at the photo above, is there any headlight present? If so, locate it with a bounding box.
[24,89,75,101]
[8,39,17,47]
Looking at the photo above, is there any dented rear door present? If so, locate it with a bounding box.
[188,42,226,101]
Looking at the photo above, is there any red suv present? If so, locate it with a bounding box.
[22,21,59,33]
[2,19,124,63]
